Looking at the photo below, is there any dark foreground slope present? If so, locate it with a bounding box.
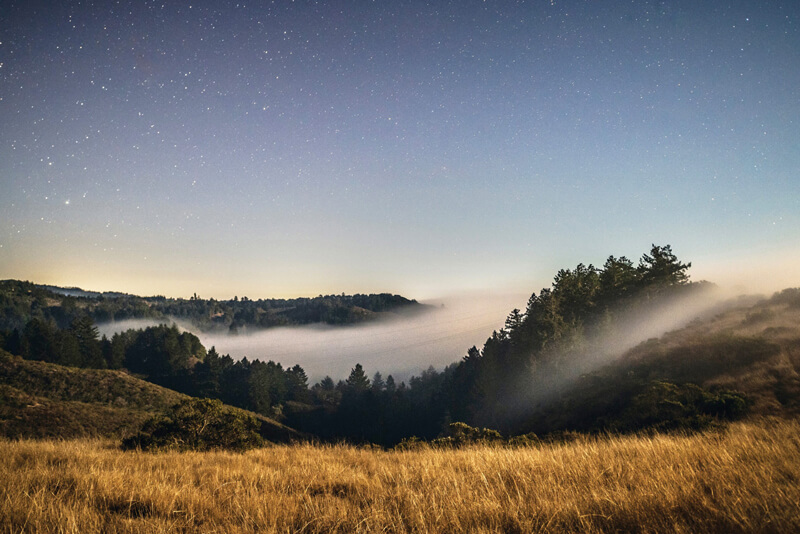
[0,349,301,443]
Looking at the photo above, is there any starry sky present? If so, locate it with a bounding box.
[2,0,799,299]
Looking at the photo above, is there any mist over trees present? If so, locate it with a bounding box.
[0,245,751,445]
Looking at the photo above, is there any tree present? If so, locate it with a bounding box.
[312,376,341,408]
[504,309,524,335]
[345,363,370,392]
[385,374,396,393]
[22,319,57,363]
[54,329,82,367]
[247,360,287,415]
[107,330,132,369]
[123,324,203,386]
[193,346,228,398]
[286,364,311,403]
[121,398,263,451]
[598,255,639,305]
[551,263,600,325]
[638,244,691,289]
[371,371,386,392]
[69,315,104,368]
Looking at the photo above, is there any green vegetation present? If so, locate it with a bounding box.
[0,350,299,443]
[122,398,264,452]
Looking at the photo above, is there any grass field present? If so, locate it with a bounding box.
[2,418,799,533]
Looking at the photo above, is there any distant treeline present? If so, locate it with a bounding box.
[0,246,754,445]
[0,280,423,332]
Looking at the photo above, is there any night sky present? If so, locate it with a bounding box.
[2,0,799,299]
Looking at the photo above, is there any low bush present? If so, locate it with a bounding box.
[617,381,747,433]
[122,398,263,452]
[431,422,504,447]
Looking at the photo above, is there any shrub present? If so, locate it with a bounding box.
[431,422,504,447]
[121,398,264,452]
[393,436,427,451]
[617,381,747,433]
[507,432,541,447]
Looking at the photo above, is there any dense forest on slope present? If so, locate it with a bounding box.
[2,245,799,447]
[0,280,424,333]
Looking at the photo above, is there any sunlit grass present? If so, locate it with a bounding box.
[2,419,799,533]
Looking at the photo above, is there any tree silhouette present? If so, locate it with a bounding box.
[346,363,370,392]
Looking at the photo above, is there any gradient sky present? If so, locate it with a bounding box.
[2,0,799,300]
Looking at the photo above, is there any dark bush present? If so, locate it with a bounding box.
[617,381,747,433]
[431,422,504,447]
[122,398,264,452]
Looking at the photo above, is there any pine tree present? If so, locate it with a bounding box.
[346,363,370,392]
[371,371,386,392]
[69,315,104,368]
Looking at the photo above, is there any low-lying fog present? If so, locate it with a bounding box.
[97,293,528,383]
[96,284,759,385]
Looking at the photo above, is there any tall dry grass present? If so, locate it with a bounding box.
[2,419,799,533]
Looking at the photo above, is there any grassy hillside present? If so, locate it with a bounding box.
[0,350,301,443]
[522,289,800,433]
[1,419,798,533]
[619,289,800,417]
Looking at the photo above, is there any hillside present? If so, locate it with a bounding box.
[0,349,301,443]
[621,288,800,416]
[523,288,800,434]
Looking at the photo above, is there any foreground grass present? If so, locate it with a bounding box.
[2,420,799,533]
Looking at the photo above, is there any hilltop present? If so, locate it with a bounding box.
[620,288,800,417]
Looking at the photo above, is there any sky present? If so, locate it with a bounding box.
[2,0,799,300]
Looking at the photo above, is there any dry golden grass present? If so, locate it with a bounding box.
[2,419,799,533]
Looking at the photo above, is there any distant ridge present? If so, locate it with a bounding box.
[0,279,428,333]
[38,284,132,299]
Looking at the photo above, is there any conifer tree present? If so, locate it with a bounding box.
[346,363,370,392]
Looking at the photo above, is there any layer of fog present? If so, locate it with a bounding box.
[95,283,774,389]
[96,293,528,383]
[206,294,530,383]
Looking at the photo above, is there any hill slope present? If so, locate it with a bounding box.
[0,350,301,442]
[620,288,800,416]
[526,288,800,433]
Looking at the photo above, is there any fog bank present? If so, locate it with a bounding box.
[94,281,781,387]
[197,293,527,382]
[96,293,528,383]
